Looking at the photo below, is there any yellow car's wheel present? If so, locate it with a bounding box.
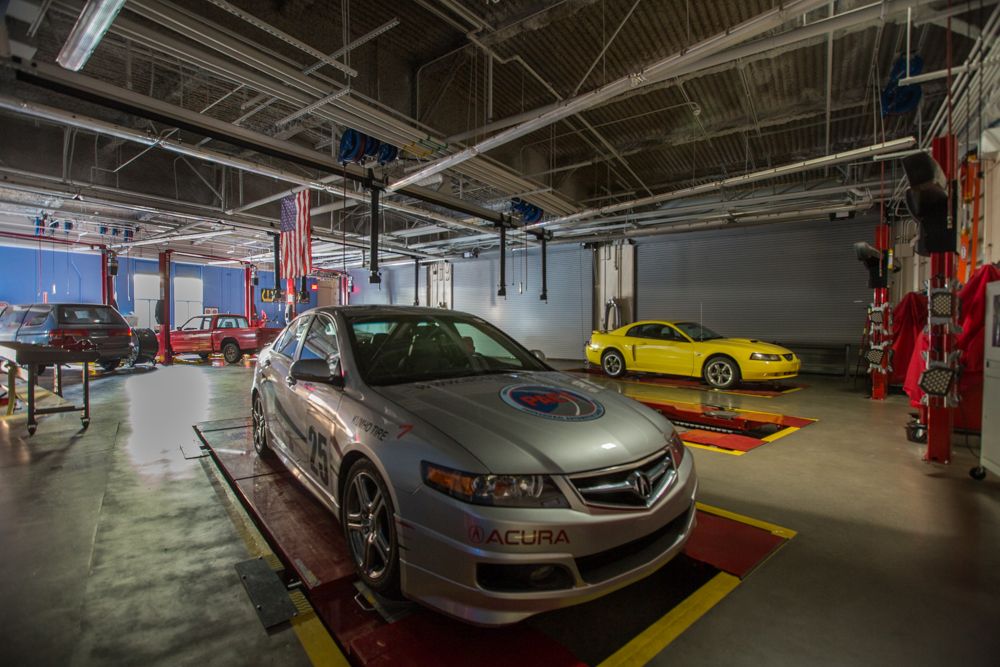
[601,349,627,378]
[704,355,741,390]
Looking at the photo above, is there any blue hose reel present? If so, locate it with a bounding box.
[881,55,923,117]
[338,128,400,166]
[511,198,543,224]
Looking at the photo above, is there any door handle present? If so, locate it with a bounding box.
[285,375,296,387]
[260,358,271,368]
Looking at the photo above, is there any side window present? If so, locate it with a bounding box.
[0,306,29,331]
[452,322,522,367]
[664,326,687,342]
[23,306,52,327]
[201,317,215,330]
[299,316,339,364]
[218,317,238,329]
[276,318,309,358]
[626,325,644,338]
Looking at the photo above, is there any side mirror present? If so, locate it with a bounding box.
[289,359,344,388]
[531,349,547,362]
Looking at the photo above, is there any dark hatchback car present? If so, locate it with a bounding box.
[0,303,132,372]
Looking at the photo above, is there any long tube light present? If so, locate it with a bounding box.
[114,230,234,248]
[56,0,128,71]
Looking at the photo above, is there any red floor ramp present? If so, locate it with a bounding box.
[679,429,767,453]
[684,507,791,578]
[564,367,808,397]
[350,612,586,667]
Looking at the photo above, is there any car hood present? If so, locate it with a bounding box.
[712,338,792,355]
[374,371,672,475]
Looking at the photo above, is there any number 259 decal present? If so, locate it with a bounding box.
[308,426,331,486]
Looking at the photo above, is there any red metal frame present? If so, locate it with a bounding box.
[244,266,254,322]
[285,278,296,321]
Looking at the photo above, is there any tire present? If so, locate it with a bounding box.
[703,356,741,390]
[601,349,627,378]
[251,392,273,457]
[100,359,119,373]
[35,365,47,376]
[199,353,211,361]
[222,342,241,364]
[341,459,401,598]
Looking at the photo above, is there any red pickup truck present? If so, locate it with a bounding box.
[170,314,280,364]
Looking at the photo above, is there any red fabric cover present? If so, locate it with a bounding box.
[889,291,927,385]
[904,264,1000,429]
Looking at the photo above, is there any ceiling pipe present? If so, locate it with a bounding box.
[387,0,836,192]
[444,0,926,148]
[548,204,872,245]
[534,138,915,229]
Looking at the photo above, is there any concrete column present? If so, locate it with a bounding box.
[984,156,1000,266]
[593,242,636,331]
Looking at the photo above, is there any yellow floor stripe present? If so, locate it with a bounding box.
[683,441,745,456]
[291,613,351,667]
[695,503,797,539]
[597,572,741,667]
[761,426,799,442]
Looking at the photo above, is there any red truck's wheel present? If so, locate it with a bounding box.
[222,342,242,364]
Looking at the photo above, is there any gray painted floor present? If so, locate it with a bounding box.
[2,364,998,666]
[0,365,311,667]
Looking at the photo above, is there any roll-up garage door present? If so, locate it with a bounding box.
[452,245,592,360]
[636,216,876,346]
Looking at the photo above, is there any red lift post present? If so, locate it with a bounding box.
[158,250,173,365]
[923,136,959,463]
[870,223,891,401]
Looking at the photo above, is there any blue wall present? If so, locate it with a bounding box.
[0,244,103,305]
[0,244,315,330]
[254,269,318,329]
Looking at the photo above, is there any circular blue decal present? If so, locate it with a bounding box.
[500,385,605,422]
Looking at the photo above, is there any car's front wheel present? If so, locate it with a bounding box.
[100,359,120,373]
[342,459,401,598]
[601,349,627,378]
[704,356,741,390]
[251,392,272,457]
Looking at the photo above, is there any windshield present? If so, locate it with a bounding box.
[344,312,548,386]
[673,321,724,342]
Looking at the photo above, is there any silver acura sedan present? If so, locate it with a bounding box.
[251,305,697,626]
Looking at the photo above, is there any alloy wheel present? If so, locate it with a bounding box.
[603,354,622,376]
[707,360,733,387]
[345,472,392,581]
[251,394,267,454]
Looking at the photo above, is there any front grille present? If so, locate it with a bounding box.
[568,449,676,509]
[783,353,794,361]
[575,503,692,585]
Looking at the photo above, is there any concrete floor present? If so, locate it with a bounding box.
[1,364,998,666]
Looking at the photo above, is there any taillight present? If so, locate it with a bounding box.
[108,328,132,336]
[256,328,263,339]
[49,328,89,340]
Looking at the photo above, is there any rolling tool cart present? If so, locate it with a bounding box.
[0,342,100,435]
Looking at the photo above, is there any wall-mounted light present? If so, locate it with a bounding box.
[56,0,128,71]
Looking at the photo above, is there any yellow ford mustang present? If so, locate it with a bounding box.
[585,320,800,389]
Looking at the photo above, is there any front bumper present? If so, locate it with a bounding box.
[396,451,698,626]
[741,358,800,381]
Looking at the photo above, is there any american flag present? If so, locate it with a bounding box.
[280,190,311,278]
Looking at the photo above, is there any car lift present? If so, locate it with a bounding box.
[155,249,258,366]
[901,138,961,464]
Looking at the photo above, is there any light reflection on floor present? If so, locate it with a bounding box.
[121,367,210,485]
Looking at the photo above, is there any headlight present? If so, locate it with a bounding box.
[421,462,569,508]
[668,431,685,467]
[750,352,781,361]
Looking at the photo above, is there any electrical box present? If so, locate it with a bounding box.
[981,281,1000,477]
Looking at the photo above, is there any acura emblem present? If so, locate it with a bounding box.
[628,471,652,499]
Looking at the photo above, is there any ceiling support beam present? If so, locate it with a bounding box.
[389,0,833,192]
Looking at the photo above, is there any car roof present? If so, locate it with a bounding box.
[313,305,470,318]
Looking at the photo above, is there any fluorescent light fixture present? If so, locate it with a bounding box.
[57,0,127,71]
